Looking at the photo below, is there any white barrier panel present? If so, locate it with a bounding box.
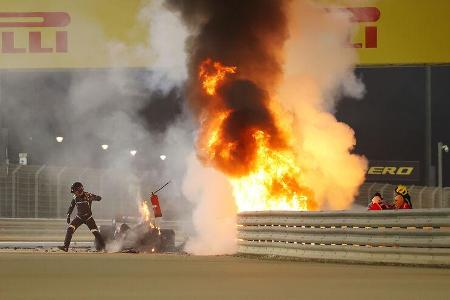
[0,218,188,245]
[0,218,112,242]
[238,209,450,266]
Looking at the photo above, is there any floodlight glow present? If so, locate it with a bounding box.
[130,150,137,156]
[160,155,166,161]
[56,136,64,143]
[101,144,109,150]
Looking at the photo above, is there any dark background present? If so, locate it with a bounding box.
[336,65,450,186]
[1,66,449,185]
[0,69,185,171]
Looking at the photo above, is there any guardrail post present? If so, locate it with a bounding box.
[34,165,46,218]
[99,171,105,205]
[418,186,427,208]
[445,188,450,208]
[99,171,105,197]
[11,165,22,217]
[432,188,441,208]
[367,183,377,204]
[0,165,4,216]
[56,166,67,218]
[78,168,88,183]
[381,183,390,198]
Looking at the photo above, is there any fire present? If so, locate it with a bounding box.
[139,201,155,228]
[230,130,312,211]
[199,58,236,95]
[198,59,315,212]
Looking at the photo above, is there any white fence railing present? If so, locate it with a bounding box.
[0,218,112,242]
[0,218,188,245]
[238,209,450,266]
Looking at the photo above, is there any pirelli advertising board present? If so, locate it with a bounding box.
[0,0,151,69]
[0,0,449,69]
[366,161,420,182]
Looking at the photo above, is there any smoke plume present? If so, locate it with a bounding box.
[166,0,293,254]
[167,0,289,176]
[0,0,192,220]
[279,1,367,209]
[167,0,367,253]
[182,154,237,254]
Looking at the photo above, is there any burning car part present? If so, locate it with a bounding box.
[96,182,176,253]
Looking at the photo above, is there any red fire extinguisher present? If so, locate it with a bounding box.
[150,193,162,218]
[149,181,170,218]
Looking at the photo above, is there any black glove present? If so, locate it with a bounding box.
[66,215,71,224]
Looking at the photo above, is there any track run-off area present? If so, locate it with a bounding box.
[0,251,449,300]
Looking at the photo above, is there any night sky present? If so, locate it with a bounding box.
[1,65,449,185]
[336,65,450,186]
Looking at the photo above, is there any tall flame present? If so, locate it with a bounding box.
[198,59,315,212]
[139,201,155,228]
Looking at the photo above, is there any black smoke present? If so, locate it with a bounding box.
[166,0,290,176]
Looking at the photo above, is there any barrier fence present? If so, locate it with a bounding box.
[0,218,188,245]
[0,164,140,219]
[238,209,450,266]
[2,211,450,267]
[1,164,449,219]
[0,218,111,242]
[355,182,450,208]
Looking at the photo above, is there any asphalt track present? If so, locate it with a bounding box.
[0,250,449,300]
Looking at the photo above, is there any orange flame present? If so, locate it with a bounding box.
[199,58,236,95]
[230,130,312,211]
[139,201,155,228]
[198,59,315,212]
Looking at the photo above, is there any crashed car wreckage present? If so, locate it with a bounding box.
[96,182,176,253]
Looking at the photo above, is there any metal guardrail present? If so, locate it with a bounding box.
[0,218,188,245]
[238,209,450,266]
[2,163,448,218]
[0,218,111,242]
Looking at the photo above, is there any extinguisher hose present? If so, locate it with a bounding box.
[152,181,171,194]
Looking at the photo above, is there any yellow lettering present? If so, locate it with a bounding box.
[397,167,413,175]
[368,167,383,175]
[382,167,397,175]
